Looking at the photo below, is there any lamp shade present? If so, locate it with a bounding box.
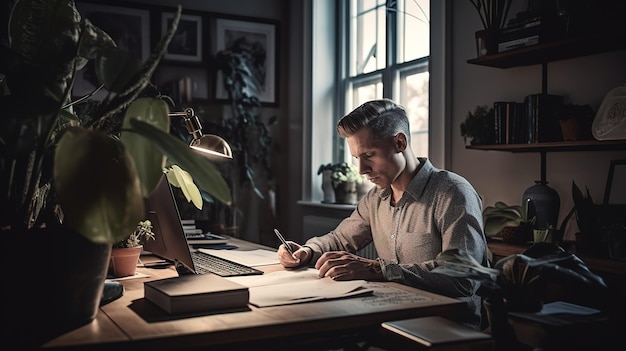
[190,134,233,160]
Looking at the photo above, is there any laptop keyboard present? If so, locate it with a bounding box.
[191,251,263,277]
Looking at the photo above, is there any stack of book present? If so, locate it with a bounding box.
[493,101,526,144]
[497,13,565,53]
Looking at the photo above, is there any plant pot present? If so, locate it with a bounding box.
[109,246,143,277]
[334,181,357,204]
[2,224,111,347]
[475,29,498,57]
[321,169,335,203]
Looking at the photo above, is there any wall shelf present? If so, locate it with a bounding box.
[466,140,626,183]
[465,140,626,153]
[467,35,626,69]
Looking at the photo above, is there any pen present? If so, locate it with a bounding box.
[274,228,295,256]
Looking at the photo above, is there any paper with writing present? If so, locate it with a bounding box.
[226,268,372,307]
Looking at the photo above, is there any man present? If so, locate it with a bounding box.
[278,99,488,329]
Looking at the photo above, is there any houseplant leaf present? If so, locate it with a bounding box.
[127,119,232,205]
[120,97,169,196]
[54,127,143,244]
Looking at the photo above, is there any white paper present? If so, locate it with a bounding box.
[198,248,280,267]
[226,268,372,307]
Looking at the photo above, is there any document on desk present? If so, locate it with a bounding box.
[198,248,280,267]
[226,268,373,307]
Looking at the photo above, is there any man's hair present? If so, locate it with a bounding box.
[337,99,410,142]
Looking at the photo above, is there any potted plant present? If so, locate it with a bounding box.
[109,220,155,278]
[432,243,608,349]
[460,105,495,145]
[318,163,336,203]
[0,1,230,344]
[470,0,512,56]
[483,200,536,244]
[330,162,367,204]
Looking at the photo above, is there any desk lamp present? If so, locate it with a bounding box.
[168,107,233,160]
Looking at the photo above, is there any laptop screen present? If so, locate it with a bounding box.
[143,174,196,273]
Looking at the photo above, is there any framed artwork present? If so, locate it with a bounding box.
[215,17,278,105]
[604,159,626,204]
[73,2,150,99]
[162,12,204,63]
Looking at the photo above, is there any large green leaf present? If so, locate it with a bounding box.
[120,98,169,196]
[127,119,232,205]
[54,127,143,244]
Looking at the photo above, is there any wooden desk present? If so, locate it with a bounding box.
[43,238,463,350]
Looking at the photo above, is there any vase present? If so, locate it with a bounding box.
[522,181,560,231]
[334,181,357,204]
[321,169,335,203]
[475,29,498,57]
[3,223,111,347]
[109,246,143,277]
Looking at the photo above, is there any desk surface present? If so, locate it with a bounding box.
[43,238,463,350]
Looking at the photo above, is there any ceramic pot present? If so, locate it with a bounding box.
[522,181,560,230]
[475,29,498,57]
[3,224,111,347]
[334,181,357,204]
[110,246,143,277]
[321,169,335,203]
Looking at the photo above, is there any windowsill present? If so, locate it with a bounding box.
[297,200,356,211]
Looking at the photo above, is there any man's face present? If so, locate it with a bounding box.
[346,127,405,189]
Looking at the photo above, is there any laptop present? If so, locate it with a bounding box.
[143,174,263,277]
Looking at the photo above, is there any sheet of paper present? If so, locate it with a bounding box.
[198,248,280,267]
[226,268,371,307]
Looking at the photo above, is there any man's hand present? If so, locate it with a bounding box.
[277,242,312,268]
[315,251,383,281]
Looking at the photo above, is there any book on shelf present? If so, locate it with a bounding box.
[524,93,564,143]
[381,316,494,351]
[494,101,526,144]
[498,35,539,53]
[144,273,249,314]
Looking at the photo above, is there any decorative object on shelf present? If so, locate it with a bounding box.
[483,201,535,244]
[433,244,608,350]
[522,180,560,231]
[318,163,336,203]
[460,105,495,145]
[469,0,513,57]
[592,84,626,141]
[109,220,155,278]
[559,104,594,141]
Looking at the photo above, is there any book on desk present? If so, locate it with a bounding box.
[144,273,249,314]
[381,316,494,351]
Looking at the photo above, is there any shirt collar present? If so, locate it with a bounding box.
[378,157,431,204]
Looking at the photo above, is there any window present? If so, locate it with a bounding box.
[337,0,430,161]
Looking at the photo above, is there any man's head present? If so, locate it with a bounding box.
[336,99,414,190]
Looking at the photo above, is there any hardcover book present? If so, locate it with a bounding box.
[382,316,494,351]
[144,274,249,314]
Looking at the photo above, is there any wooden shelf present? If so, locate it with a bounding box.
[465,140,626,153]
[467,35,626,69]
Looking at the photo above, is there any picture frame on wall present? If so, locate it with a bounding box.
[215,17,278,106]
[162,12,204,63]
[73,2,150,99]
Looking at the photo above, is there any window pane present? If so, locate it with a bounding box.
[351,0,386,74]
[398,0,430,62]
[400,70,429,156]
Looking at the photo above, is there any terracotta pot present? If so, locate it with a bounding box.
[109,246,142,277]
